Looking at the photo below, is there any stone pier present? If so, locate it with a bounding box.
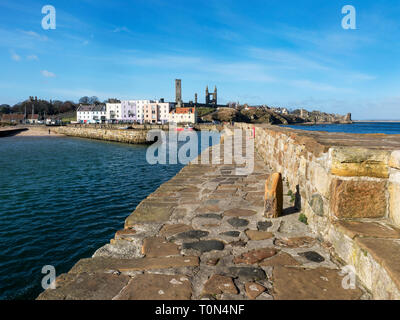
[38,128,371,300]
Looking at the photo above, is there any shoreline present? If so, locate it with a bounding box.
[0,126,65,137]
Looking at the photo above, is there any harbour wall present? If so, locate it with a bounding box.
[235,123,400,299]
[52,126,154,144]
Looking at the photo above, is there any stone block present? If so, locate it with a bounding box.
[37,272,131,300]
[233,248,277,265]
[330,179,387,219]
[334,221,400,239]
[308,193,324,217]
[264,172,283,218]
[142,237,180,257]
[272,267,363,300]
[389,150,400,169]
[115,274,192,300]
[330,147,390,178]
[389,171,400,227]
[202,275,238,296]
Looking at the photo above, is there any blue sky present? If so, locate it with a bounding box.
[0,0,399,120]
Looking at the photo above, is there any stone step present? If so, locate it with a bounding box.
[69,256,199,274]
[330,219,400,299]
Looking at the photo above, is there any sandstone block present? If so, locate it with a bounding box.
[264,173,283,218]
[389,151,400,169]
[37,273,130,300]
[389,171,400,227]
[245,282,266,299]
[115,274,192,300]
[245,230,274,241]
[202,275,238,296]
[274,236,315,248]
[330,147,390,178]
[234,248,277,265]
[259,252,300,267]
[223,208,257,217]
[330,179,387,219]
[272,267,363,300]
[159,224,193,237]
[142,237,180,257]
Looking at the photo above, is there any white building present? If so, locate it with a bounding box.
[77,104,106,124]
[169,107,197,124]
[106,103,122,122]
[158,102,171,124]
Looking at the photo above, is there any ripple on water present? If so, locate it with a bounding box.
[0,136,191,300]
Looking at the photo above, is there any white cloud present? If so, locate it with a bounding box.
[19,30,48,41]
[11,51,21,61]
[113,27,130,33]
[27,55,38,61]
[41,70,56,78]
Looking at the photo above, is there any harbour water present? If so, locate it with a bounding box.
[0,134,217,300]
[282,122,400,134]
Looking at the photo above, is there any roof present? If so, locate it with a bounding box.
[77,104,106,112]
[171,108,196,114]
[1,114,25,121]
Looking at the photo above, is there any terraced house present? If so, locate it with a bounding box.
[169,107,197,124]
[77,104,107,124]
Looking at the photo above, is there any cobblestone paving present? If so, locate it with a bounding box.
[38,132,370,300]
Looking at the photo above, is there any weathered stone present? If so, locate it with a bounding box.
[69,256,199,273]
[308,193,324,217]
[245,230,274,241]
[206,258,220,266]
[234,248,277,265]
[125,202,174,226]
[202,275,238,295]
[227,217,249,228]
[115,274,192,300]
[330,147,390,178]
[228,267,267,281]
[37,272,131,300]
[355,237,400,291]
[220,231,240,237]
[159,224,193,237]
[259,252,300,267]
[272,267,363,300]
[245,282,266,299]
[274,236,315,248]
[335,221,400,239]
[229,240,247,247]
[257,221,272,231]
[197,213,222,220]
[182,240,224,253]
[389,150,400,170]
[330,179,387,219]
[298,251,325,263]
[224,208,257,217]
[142,237,179,257]
[176,230,210,239]
[115,228,136,240]
[196,205,222,214]
[389,176,400,227]
[264,172,283,218]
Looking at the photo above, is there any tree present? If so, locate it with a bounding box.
[79,96,90,104]
[0,104,11,114]
[88,96,99,104]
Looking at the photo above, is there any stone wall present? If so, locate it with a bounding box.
[52,126,153,144]
[235,123,400,299]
